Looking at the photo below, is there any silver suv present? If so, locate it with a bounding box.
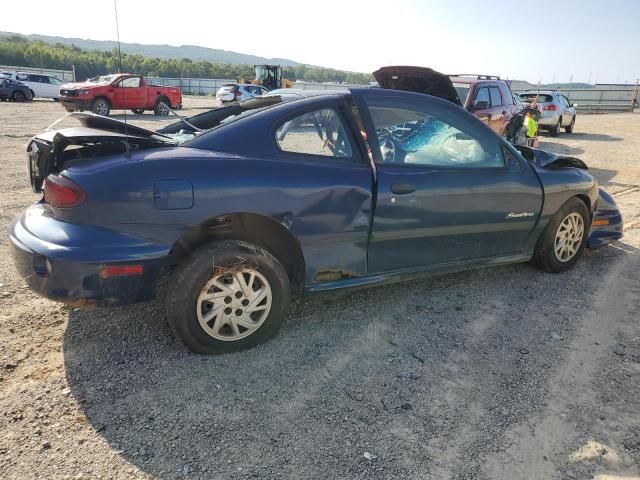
[216,83,269,103]
[519,90,576,136]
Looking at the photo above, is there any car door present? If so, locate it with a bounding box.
[47,76,63,98]
[470,86,503,133]
[115,76,146,108]
[356,91,543,273]
[269,101,374,282]
[560,95,573,125]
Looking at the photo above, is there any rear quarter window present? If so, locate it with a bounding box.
[520,93,553,103]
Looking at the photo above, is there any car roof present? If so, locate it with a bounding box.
[521,90,559,95]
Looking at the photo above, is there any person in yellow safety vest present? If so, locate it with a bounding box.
[523,99,539,147]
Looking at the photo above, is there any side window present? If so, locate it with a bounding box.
[365,96,504,168]
[119,77,141,88]
[489,87,502,106]
[474,87,490,108]
[275,108,353,158]
[39,76,51,84]
[49,77,63,85]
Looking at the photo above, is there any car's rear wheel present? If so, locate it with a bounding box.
[131,109,144,114]
[154,98,170,116]
[550,119,561,137]
[565,115,575,133]
[533,197,589,273]
[91,98,110,116]
[12,90,26,102]
[165,241,291,354]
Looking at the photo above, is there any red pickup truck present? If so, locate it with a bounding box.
[59,73,182,116]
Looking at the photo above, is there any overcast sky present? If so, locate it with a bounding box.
[1,0,638,84]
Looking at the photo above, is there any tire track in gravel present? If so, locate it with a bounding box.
[482,247,640,480]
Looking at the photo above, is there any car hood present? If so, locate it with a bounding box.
[514,145,588,170]
[60,81,98,89]
[373,66,463,107]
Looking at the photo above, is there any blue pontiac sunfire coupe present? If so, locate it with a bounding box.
[10,67,623,353]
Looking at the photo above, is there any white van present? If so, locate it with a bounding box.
[8,72,64,99]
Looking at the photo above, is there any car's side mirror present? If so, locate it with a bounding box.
[473,100,489,110]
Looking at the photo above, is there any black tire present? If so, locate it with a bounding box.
[29,89,35,99]
[154,98,170,116]
[165,241,291,354]
[91,97,110,116]
[131,108,144,114]
[565,115,575,133]
[12,90,26,102]
[533,197,589,273]
[550,119,561,137]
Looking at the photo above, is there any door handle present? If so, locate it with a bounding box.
[391,182,415,195]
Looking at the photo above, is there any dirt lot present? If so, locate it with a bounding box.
[1,99,639,480]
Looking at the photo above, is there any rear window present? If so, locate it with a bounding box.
[520,93,553,103]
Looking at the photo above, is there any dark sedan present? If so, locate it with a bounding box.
[0,78,33,102]
[10,87,622,353]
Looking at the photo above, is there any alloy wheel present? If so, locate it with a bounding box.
[196,269,272,341]
[157,102,169,115]
[554,212,584,262]
[95,100,108,115]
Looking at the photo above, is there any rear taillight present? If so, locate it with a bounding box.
[543,104,557,111]
[43,175,86,207]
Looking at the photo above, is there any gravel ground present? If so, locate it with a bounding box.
[0,99,639,480]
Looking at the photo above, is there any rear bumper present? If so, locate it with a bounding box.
[9,205,170,307]
[538,112,561,127]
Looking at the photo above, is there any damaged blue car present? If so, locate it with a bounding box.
[10,77,623,353]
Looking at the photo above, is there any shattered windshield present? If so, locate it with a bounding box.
[86,75,117,85]
[453,83,470,105]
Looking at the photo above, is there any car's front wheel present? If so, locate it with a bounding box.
[533,197,589,273]
[165,241,291,354]
[91,98,110,116]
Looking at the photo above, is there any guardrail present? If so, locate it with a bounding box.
[512,87,638,113]
[145,77,236,96]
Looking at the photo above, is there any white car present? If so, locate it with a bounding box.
[215,83,269,103]
[4,72,64,99]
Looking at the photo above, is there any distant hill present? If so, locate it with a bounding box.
[0,31,305,67]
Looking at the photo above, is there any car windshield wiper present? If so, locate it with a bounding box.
[165,106,203,132]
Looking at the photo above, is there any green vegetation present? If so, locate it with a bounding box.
[0,34,373,84]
